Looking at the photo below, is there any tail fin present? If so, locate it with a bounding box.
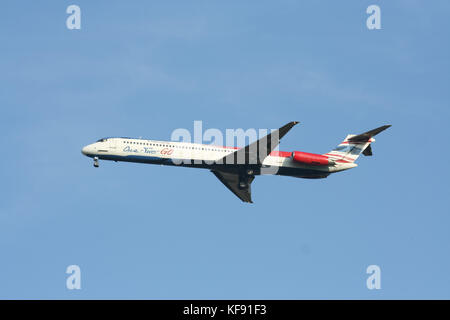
[324,125,391,163]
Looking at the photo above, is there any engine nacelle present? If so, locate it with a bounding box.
[291,151,334,166]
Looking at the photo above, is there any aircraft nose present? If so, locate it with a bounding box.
[82,144,95,156]
[81,146,89,155]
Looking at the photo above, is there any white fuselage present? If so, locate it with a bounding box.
[82,137,356,178]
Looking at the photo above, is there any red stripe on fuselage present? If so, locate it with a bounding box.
[269,151,292,157]
[214,146,333,161]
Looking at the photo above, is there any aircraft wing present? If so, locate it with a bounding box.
[211,170,255,203]
[219,121,299,165]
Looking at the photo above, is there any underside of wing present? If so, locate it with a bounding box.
[219,121,299,165]
[211,170,255,203]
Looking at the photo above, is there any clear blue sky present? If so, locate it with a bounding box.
[1,1,449,299]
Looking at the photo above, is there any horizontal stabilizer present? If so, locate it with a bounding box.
[325,124,391,161]
[362,144,373,156]
[348,125,391,143]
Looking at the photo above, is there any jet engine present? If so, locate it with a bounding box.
[291,151,334,166]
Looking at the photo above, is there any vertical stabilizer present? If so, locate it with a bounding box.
[324,125,391,163]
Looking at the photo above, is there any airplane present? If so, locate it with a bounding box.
[81,122,391,203]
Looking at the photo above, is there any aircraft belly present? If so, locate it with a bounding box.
[100,150,331,178]
[275,166,330,179]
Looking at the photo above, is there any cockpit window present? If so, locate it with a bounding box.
[96,138,108,142]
